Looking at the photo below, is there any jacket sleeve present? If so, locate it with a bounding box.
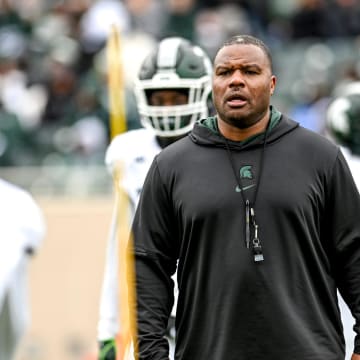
[131,157,177,359]
[328,150,360,355]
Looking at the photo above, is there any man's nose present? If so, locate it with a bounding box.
[229,70,245,86]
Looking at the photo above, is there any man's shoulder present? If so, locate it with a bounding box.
[0,178,30,200]
[157,134,192,156]
[0,178,41,217]
[155,135,194,171]
[283,114,339,151]
[109,128,156,149]
[105,128,160,167]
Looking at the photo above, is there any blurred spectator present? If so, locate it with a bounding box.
[124,0,167,39]
[34,59,106,165]
[0,30,47,131]
[291,0,329,39]
[291,0,360,39]
[162,0,198,41]
[41,59,78,126]
[197,0,270,37]
[79,0,130,57]
[238,0,272,36]
[194,4,252,59]
[324,0,360,38]
[289,81,331,134]
[0,0,32,38]
[0,104,35,166]
[194,8,225,59]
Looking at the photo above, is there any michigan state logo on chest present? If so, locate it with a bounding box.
[235,165,255,193]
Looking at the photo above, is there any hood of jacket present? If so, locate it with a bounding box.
[189,106,299,150]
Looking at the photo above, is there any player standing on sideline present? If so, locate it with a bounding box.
[326,83,360,358]
[0,178,46,360]
[97,36,212,360]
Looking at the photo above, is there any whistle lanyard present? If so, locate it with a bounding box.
[223,123,270,263]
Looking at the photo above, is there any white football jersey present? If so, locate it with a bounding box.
[338,147,360,359]
[99,128,181,346]
[342,147,360,191]
[105,128,162,218]
[0,179,45,360]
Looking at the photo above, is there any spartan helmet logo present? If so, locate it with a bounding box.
[235,166,255,193]
[240,166,253,179]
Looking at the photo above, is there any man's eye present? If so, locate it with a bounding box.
[218,70,230,76]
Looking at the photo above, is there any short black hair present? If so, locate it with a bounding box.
[219,35,273,72]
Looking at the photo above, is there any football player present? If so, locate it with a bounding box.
[326,82,360,358]
[0,178,45,360]
[97,36,212,360]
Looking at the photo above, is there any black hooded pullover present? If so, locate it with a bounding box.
[132,108,360,360]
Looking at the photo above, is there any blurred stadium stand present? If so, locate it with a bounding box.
[1,0,360,176]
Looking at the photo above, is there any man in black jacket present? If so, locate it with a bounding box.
[132,34,360,360]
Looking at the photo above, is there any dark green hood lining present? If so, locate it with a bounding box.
[198,106,282,145]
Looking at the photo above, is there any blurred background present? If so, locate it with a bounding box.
[1,0,360,358]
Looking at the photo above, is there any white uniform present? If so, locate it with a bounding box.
[98,129,178,356]
[0,179,45,360]
[338,147,360,358]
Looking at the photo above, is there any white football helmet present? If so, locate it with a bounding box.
[327,82,360,155]
[134,37,212,137]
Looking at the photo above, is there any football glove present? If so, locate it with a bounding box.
[98,338,116,360]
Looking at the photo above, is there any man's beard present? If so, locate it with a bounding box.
[222,112,264,129]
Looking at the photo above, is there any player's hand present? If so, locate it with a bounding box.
[98,339,116,360]
[351,353,360,360]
